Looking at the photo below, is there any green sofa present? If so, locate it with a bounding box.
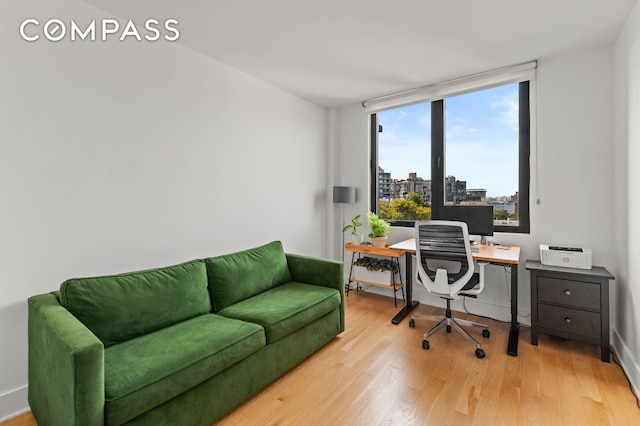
[28,241,344,425]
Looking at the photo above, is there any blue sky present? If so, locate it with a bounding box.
[378,83,519,198]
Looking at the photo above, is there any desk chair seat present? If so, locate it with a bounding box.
[409,221,490,359]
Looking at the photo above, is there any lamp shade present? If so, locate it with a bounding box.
[333,186,356,204]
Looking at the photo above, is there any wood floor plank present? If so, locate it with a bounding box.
[3,290,640,425]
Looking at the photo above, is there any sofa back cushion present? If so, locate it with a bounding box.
[60,259,210,347]
[205,241,291,311]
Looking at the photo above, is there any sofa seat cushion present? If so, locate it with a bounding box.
[103,314,265,425]
[217,282,341,344]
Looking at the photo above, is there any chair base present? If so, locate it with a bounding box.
[410,299,489,355]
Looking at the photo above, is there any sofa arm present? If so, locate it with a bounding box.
[286,253,345,332]
[28,293,105,426]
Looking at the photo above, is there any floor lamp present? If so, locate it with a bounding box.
[333,186,356,273]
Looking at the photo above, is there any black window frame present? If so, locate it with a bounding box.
[370,80,531,234]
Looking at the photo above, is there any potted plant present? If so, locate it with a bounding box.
[352,256,400,285]
[367,212,391,248]
[342,214,364,245]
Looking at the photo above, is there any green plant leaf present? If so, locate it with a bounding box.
[353,256,399,272]
[342,214,363,235]
[367,211,391,237]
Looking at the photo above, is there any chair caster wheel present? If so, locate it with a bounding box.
[475,348,486,359]
[409,319,415,328]
[422,340,430,350]
[482,329,490,338]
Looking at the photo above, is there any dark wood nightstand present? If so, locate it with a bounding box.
[526,260,614,362]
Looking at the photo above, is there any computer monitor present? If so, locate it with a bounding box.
[435,206,494,236]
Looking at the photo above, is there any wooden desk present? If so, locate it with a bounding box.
[389,238,522,356]
[344,242,408,258]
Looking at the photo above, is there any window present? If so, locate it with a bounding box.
[369,74,532,234]
[374,102,432,223]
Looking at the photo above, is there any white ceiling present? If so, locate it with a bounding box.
[85,0,636,108]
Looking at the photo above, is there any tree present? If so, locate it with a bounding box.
[406,192,429,207]
[494,210,509,221]
[379,197,431,221]
[379,201,393,219]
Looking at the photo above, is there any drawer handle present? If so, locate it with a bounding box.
[564,317,572,324]
[564,290,571,296]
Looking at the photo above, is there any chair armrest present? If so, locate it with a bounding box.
[476,261,489,275]
[28,293,105,426]
[285,253,345,332]
[464,261,490,296]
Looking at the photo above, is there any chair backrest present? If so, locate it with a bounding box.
[415,220,475,298]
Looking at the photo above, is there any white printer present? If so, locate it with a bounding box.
[540,244,593,269]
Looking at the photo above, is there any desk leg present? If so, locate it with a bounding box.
[507,263,519,356]
[392,253,419,324]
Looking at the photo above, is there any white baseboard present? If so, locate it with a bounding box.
[357,284,532,327]
[611,329,640,397]
[0,385,29,423]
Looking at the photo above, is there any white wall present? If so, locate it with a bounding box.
[614,0,640,395]
[337,46,617,341]
[0,1,328,420]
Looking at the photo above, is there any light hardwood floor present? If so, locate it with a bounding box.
[5,290,640,425]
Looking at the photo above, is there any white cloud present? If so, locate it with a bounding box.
[445,118,469,140]
[418,111,431,130]
[491,91,519,131]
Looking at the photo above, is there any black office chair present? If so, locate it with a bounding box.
[409,220,490,358]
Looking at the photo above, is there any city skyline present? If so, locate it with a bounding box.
[377,83,520,198]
